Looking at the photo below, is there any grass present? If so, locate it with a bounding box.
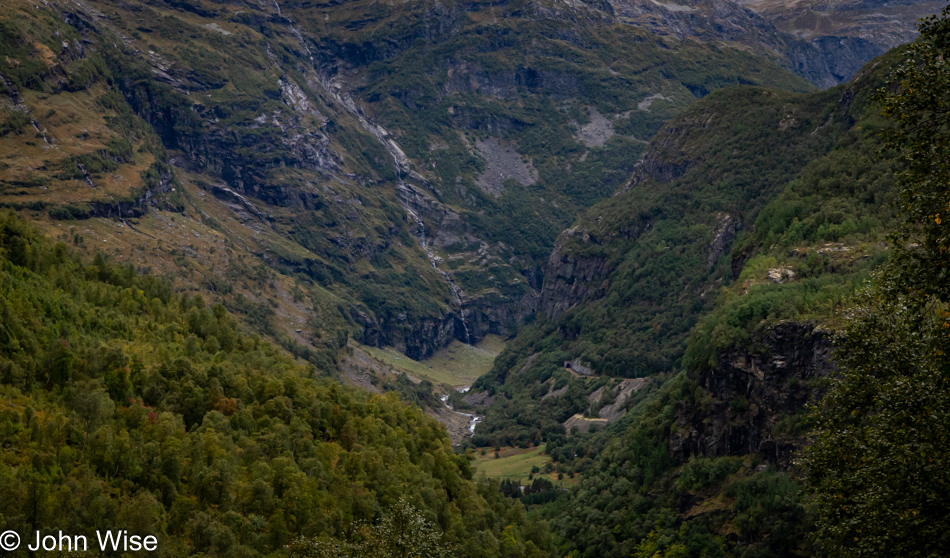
[472,445,578,487]
[0,85,155,208]
[358,334,506,389]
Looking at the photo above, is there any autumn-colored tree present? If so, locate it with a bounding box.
[877,4,950,300]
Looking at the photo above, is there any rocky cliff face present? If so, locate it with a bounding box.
[540,227,609,319]
[465,288,540,339]
[0,0,471,362]
[671,322,834,464]
[1,0,928,368]
[299,0,849,357]
[496,76,857,389]
[607,0,835,86]
[356,311,458,361]
[737,0,945,85]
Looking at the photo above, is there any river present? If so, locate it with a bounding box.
[441,387,481,435]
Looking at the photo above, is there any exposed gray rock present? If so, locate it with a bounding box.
[767,267,797,283]
[474,137,538,198]
[671,322,834,465]
[737,0,945,85]
[594,378,648,422]
[397,180,540,343]
[463,288,539,341]
[540,227,609,319]
[708,212,739,268]
[638,93,673,111]
[463,390,496,407]
[565,358,595,376]
[356,311,458,361]
[575,107,615,148]
[542,383,569,400]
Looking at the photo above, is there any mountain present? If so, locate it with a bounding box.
[738,0,945,85]
[0,211,554,557]
[4,0,883,372]
[462,44,898,446]
[2,0,929,369]
[0,0,943,555]
[465,50,903,557]
[457,70,860,446]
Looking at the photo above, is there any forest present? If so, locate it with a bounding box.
[0,211,551,557]
[456,7,950,558]
[0,0,948,556]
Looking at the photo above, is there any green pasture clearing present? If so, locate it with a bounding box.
[472,445,577,487]
[357,335,506,388]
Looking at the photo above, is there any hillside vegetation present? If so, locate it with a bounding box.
[467,48,901,448]
[1,0,947,555]
[0,212,552,558]
[0,0,823,367]
[464,48,915,558]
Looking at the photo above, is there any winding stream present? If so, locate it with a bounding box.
[441,387,481,434]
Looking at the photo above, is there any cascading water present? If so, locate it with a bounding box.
[441,388,481,435]
[397,171,471,345]
[274,1,473,344]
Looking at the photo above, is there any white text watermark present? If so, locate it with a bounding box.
[0,530,157,552]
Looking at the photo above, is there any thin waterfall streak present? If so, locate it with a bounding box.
[402,198,471,344]
[280,6,473,343]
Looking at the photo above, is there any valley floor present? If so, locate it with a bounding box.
[340,335,506,443]
[473,445,579,488]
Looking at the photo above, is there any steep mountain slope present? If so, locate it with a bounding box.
[737,0,944,85]
[0,212,552,557]
[0,0,833,370]
[3,0,932,370]
[552,70,900,558]
[0,0,459,363]
[302,0,850,343]
[464,48,897,449]
[0,0,935,554]
[479,52,901,558]
[460,84,841,445]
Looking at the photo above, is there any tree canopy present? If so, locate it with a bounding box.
[803,6,950,557]
[0,210,552,558]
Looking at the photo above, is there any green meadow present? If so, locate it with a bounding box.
[359,335,506,389]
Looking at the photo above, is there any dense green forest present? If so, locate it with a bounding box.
[803,7,950,556]
[0,211,551,557]
[459,49,901,450]
[1,0,948,555]
[461,13,950,556]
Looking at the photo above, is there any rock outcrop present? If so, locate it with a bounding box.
[356,311,459,361]
[473,137,538,198]
[671,322,834,464]
[707,213,739,268]
[3,0,933,374]
[540,227,609,319]
[737,0,945,85]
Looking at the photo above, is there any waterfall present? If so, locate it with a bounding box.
[396,170,471,344]
[274,6,473,343]
[441,389,481,435]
